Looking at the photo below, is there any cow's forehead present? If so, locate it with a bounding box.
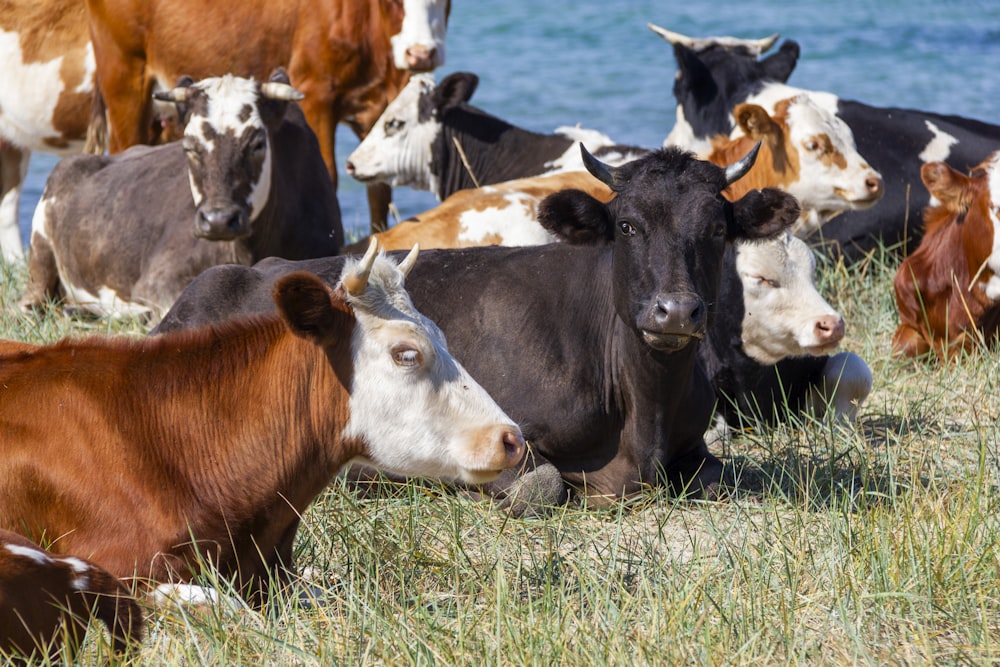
[784,95,855,149]
[390,73,436,120]
[188,76,262,136]
[737,232,813,278]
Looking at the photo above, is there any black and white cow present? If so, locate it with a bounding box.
[154,145,800,514]
[344,71,648,203]
[652,25,1000,262]
[20,70,343,319]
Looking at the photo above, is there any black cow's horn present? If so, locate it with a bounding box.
[647,24,779,56]
[724,141,761,185]
[153,87,194,104]
[580,144,618,189]
[260,82,305,101]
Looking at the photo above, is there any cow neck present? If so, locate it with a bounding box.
[435,106,575,200]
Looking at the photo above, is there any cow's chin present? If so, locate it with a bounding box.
[642,330,697,352]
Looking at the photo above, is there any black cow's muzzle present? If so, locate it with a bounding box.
[641,292,707,351]
[195,204,251,241]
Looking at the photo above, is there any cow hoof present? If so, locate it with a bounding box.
[499,463,568,518]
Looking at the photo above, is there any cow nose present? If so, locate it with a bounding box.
[405,45,438,71]
[196,206,247,239]
[815,315,846,345]
[654,294,706,335]
[502,429,527,469]
[345,161,356,176]
[866,174,884,198]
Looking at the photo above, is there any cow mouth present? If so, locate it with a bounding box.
[642,330,701,351]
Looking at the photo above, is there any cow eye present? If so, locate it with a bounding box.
[251,137,267,154]
[391,343,423,367]
[805,138,822,153]
[385,118,405,136]
[753,275,780,288]
[618,220,636,237]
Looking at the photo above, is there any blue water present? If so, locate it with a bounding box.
[18,0,1000,243]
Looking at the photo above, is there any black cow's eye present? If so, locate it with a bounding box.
[618,221,636,237]
[391,343,423,367]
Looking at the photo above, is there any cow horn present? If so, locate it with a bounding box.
[260,82,305,101]
[343,238,379,296]
[153,87,194,104]
[647,23,779,56]
[398,244,420,277]
[725,141,761,185]
[580,144,619,189]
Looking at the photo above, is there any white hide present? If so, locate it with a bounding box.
[391,0,449,70]
[339,246,523,484]
[736,231,846,365]
[919,120,959,163]
[985,152,1000,301]
[455,190,559,246]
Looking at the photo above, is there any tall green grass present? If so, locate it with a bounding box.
[2,248,997,666]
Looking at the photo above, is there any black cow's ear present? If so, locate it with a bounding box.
[432,72,479,114]
[760,41,800,83]
[274,272,354,343]
[537,189,614,245]
[673,44,713,95]
[729,188,800,240]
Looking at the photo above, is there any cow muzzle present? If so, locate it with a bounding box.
[642,293,707,351]
[195,205,251,240]
[405,44,440,72]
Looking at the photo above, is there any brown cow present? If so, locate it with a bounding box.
[0,529,143,665]
[705,97,884,235]
[0,242,525,603]
[86,0,450,232]
[892,155,1000,359]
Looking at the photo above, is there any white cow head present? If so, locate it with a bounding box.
[391,0,450,71]
[736,231,846,365]
[324,239,526,483]
[154,70,303,241]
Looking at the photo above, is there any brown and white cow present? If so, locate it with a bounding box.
[20,72,344,320]
[892,154,1000,359]
[0,0,187,263]
[1,242,525,601]
[0,529,143,665]
[85,0,448,181]
[706,98,884,236]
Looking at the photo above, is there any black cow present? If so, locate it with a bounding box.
[344,71,649,203]
[20,70,343,320]
[153,145,799,515]
[653,26,1000,263]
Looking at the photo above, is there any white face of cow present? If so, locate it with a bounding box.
[341,242,525,483]
[346,74,440,194]
[179,75,275,240]
[391,0,448,71]
[736,231,846,365]
[986,152,1000,301]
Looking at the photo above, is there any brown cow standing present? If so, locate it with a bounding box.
[0,529,143,665]
[85,0,450,232]
[0,243,525,602]
[892,156,1000,359]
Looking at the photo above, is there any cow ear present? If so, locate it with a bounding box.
[537,189,614,244]
[274,272,354,343]
[673,45,714,96]
[733,104,776,142]
[729,187,800,240]
[920,161,968,212]
[432,72,479,114]
[760,40,799,83]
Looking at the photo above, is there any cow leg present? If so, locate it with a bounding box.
[462,445,568,518]
[661,441,724,501]
[367,183,393,234]
[19,231,61,311]
[86,13,151,152]
[0,144,29,263]
[802,351,873,423]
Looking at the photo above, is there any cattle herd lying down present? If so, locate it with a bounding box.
[3,9,1000,661]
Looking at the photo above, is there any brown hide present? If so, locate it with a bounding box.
[0,274,358,599]
[892,160,1000,359]
[0,529,143,663]
[86,0,412,187]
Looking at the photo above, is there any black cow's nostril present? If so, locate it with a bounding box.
[655,294,706,334]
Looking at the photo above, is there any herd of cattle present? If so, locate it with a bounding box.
[1,0,999,661]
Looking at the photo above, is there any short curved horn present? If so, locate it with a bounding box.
[647,23,779,56]
[343,237,379,296]
[260,82,305,101]
[580,144,619,189]
[153,87,194,104]
[398,244,420,277]
[725,141,761,185]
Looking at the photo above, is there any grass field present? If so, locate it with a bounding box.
[1,246,998,666]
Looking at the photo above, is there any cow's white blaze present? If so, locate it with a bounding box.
[339,248,521,483]
[736,231,845,364]
[391,0,449,70]
[985,153,1000,300]
[347,74,440,193]
[183,76,273,222]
